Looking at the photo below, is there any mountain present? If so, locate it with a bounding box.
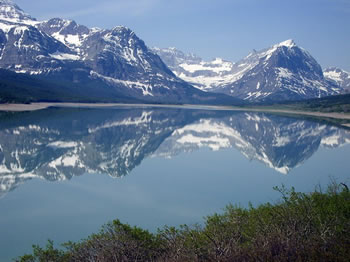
[0,1,343,105]
[0,1,238,105]
[0,107,220,197]
[154,40,343,102]
[1,107,349,197]
[0,0,35,23]
[154,112,350,174]
[0,68,146,103]
[151,47,235,91]
[324,67,350,93]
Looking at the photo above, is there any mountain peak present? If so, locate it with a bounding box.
[324,67,350,92]
[0,0,35,22]
[153,47,182,55]
[112,25,132,33]
[155,40,342,101]
[325,67,349,74]
[276,39,296,48]
[212,57,224,63]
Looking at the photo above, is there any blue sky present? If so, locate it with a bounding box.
[16,0,350,70]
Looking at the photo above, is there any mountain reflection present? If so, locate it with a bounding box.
[0,107,349,197]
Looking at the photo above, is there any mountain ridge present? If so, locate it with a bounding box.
[154,41,344,102]
[0,1,240,105]
[0,1,347,104]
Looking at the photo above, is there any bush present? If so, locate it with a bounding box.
[16,183,350,261]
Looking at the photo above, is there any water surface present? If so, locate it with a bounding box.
[0,107,349,261]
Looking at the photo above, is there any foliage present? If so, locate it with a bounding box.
[16,240,70,262]
[16,183,350,261]
[65,219,163,262]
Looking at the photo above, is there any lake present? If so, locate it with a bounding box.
[0,106,349,261]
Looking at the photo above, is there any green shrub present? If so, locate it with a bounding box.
[16,183,350,261]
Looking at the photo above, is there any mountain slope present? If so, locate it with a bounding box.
[0,68,147,103]
[0,1,239,105]
[222,40,342,101]
[154,40,343,102]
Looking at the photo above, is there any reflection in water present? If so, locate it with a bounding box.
[0,107,349,197]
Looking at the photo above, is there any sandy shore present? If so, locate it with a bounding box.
[0,103,52,111]
[0,102,350,121]
[0,102,229,112]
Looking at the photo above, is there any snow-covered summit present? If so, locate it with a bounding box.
[217,39,343,101]
[276,39,296,48]
[155,40,343,101]
[37,18,91,52]
[151,47,202,68]
[111,25,133,33]
[324,67,350,92]
[0,1,216,104]
[0,0,36,23]
[152,47,235,91]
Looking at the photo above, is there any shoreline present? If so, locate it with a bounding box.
[0,102,350,121]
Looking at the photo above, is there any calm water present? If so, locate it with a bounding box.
[0,106,349,261]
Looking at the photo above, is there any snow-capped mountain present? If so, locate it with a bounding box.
[1,107,349,197]
[151,47,202,69]
[154,40,343,102]
[37,18,91,53]
[0,0,35,23]
[0,107,203,197]
[151,47,235,91]
[324,67,350,93]
[155,112,350,174]
[0,1,71,72]
[0,1,235,105]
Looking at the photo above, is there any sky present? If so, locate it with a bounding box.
[15,0,350,71]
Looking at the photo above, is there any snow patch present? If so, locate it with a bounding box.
[273,136,291,147]
[90,71,155,96]
[0,21,15,33]
[13,25,27,35]
[277,39,296,48]
[277,67,294,79]
[177,134,231,151]
[88,111,153,133]
[179,59,233,74]
[48,141,78,148]
[321,135,340,146]
[245,91,272,100]
[50,51,80,60]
